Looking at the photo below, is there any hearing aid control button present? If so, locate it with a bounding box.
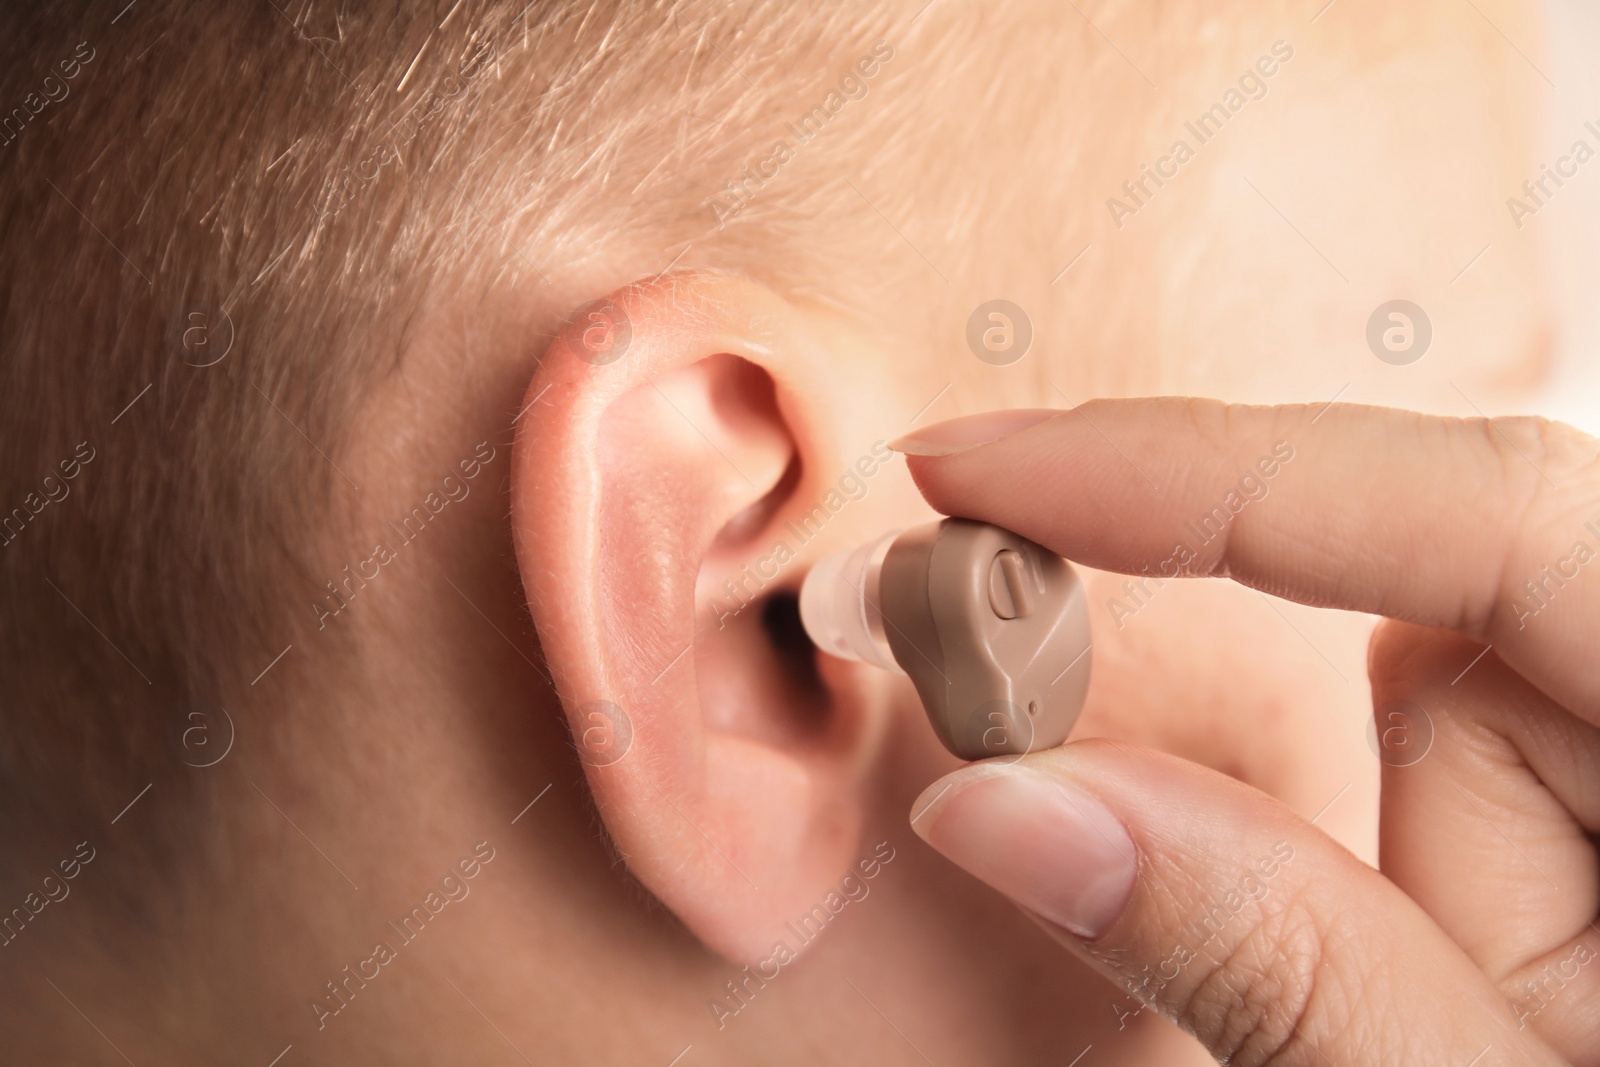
[988,549,1033,619]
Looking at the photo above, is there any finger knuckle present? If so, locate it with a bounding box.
[1176,891,1352,1067]
[1487,416,1600,484]
[1482,416,1600,636]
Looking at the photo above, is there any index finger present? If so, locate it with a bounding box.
[894,398,1600,721]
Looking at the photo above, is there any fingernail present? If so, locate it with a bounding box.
[888,409,1061,457]
[911,765,1136,939]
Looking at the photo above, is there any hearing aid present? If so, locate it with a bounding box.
[799,519,1091,761]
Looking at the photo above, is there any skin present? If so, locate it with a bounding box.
[899,400,1600,1064]
[0,1,1561,1064]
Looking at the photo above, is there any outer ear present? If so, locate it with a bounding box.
[512,271,910,962]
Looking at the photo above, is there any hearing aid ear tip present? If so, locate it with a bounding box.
[797,529,902,672]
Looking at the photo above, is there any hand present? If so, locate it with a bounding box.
[894,398,1600,1066]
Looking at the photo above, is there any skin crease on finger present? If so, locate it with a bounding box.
[0,2,1555,1066]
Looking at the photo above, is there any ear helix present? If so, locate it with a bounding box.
[799,519,1092,761]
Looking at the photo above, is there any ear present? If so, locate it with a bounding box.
[511,271,914,962]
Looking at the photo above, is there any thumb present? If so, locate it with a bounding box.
[909,740,1563,1066]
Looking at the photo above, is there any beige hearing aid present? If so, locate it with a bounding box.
[799,519,1092,761]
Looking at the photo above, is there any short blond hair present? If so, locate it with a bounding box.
[0,0,974,842]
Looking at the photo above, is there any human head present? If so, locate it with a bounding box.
[0,0,1550,1061]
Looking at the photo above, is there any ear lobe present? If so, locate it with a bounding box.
[512,273,891,963]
